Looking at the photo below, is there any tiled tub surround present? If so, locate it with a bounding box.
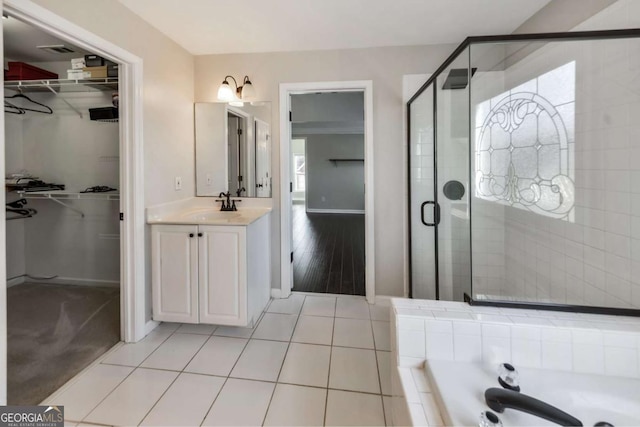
[390,298,640,426]
[42,294,393,426]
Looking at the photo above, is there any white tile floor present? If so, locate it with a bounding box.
[47,294,392,427]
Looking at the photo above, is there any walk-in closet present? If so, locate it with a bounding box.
[4,15,121,404]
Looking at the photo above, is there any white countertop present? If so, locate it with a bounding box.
[146,196,272,226]
[147,207,271,226]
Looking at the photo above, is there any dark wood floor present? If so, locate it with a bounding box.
[292,204,365,295]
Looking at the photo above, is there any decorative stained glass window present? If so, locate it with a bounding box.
[474,61,575,220]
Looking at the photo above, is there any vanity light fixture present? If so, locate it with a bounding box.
[217,75,255,103]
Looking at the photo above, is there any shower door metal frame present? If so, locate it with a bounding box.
[407,28,640,316]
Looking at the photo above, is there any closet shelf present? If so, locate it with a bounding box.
[16,190,120,201]
[15,190,120,218]
[4,78,119,93]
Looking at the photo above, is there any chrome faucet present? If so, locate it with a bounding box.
[216,191,240,211]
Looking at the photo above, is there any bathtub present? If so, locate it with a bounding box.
[390,297,640,426]
[426,359,640,426]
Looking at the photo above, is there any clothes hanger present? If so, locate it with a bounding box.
[5,207,37,220]
[6,199,28,209]
[4,93,53,114]
[4,100,25,115]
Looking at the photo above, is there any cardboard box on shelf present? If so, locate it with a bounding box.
[82,66,107,79]
[67,70,91,80]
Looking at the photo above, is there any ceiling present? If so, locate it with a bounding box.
[118,0,552,55]
[3,15,91,62]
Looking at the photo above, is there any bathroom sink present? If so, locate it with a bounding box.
[178,209,242,223]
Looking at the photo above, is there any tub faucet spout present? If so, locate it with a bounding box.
[485,388,583,427]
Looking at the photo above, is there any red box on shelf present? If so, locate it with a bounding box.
[5,62,58,81]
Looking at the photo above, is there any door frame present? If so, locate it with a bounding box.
[226,107,248,194]
[279,81,375,303]
[1,0,146,399]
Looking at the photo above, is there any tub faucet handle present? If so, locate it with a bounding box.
[498,363,520,392]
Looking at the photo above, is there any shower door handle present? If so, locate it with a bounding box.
[420,201,440,226]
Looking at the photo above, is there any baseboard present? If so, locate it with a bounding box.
[291,290,367,300]
[271,288,282,299]
[7,276,26,288]
[144,320,160,337]
[306,208,365,215]
[24,276,120,288]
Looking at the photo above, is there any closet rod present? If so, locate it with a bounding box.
[44,85,83,118]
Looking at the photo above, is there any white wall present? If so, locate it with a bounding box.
[303,134,364,212]
[195,44,455,296]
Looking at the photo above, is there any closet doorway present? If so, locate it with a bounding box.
[1,1,145,405]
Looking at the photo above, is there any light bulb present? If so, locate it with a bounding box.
[217,81,234,102]
[241,80,255,100]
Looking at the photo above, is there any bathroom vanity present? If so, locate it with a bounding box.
[148,204,271,327]
[146,100,273,328]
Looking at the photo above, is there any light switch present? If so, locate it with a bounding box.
[206,174,212,186]
[175,176,182,191]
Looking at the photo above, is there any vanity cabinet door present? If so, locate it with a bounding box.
[151,225,199,323]
[198,226,247,325]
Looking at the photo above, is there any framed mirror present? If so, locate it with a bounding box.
[195,102,272,197]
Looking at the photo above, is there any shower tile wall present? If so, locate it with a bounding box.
[470,3,640,309]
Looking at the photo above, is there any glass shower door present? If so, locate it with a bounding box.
[409,85,436,299]
[409,49,471,302]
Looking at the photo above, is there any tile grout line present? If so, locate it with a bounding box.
[75,329,178,424]
[199,317,256,427]
[68,295,389,426]
[77,362,137,424]
[137,330,213,425]
[370,304,387,426]
[260,296,305,426]
[323,297,338,426]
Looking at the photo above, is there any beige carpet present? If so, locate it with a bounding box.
[7,283,120,405]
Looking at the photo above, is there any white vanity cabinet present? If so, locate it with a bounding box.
[151,213,270,327]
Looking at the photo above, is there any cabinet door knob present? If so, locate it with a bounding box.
[189,233,194,238]
[198,232,203,237]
